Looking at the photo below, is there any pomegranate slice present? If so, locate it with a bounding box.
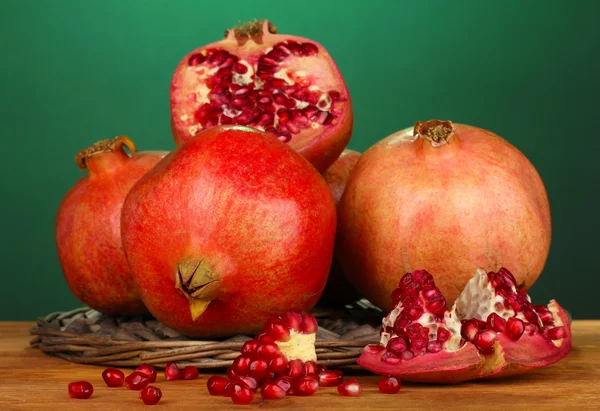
[170,20,353,172]
[357,268,572,383]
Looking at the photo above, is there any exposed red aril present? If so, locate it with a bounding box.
[125,371,151,390]
[55,136,166,316]
[170,20,353,172]
[135,364,157,383]
[68,381,93,399]
[378,376,401,394]
[207,376,229,396]
[303,361,318,376]
[337,380,362,397]
[274,376,293,393]
[318,370,343,387]
[291,376,319,396]
[286,359,305,378]
[261,382,287,399]
[139,386,162,405]
[230,382,255,405]
[182,366,200,380]
[121,127,336,338]
[337,120,551,309]
[357,268,572,383]
[165,362,182,381]
[102,368,124,387]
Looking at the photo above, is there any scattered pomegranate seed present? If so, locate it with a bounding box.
[207,375,229,396]
[292,376,319,396]
[165,361,182,381]
[378,376,401,394]
[102,368,124,387]
[139,385,162,405]
[68,381,93,399]
[125,371,151,390]
[318,369,343,387]
[135,364,157,383]
[182,366,199,380]
[260,382,287,399]
[337,380,362,397]
[230,382,254,404]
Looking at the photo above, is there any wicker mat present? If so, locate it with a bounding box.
[29,301,383,370]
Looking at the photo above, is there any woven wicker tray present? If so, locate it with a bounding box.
[29,301,383,370]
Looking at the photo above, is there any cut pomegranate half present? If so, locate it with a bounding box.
[170,20,353,172]
[357,268,571,383]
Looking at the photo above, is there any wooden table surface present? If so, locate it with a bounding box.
[1,321,599,410]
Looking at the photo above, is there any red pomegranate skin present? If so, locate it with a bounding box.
[337,121,551,309]
[55,137,167,316]
[319,149,362,306]
[121,125,336,337]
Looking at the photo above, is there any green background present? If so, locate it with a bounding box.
[1,0,598,320]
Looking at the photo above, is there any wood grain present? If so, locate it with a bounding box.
[1,321,599,410]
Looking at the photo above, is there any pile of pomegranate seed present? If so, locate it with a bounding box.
[206,311,364,404]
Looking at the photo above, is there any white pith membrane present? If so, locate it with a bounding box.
[377,268,566,358]
[276,330,317,362]
[174,41,346,144]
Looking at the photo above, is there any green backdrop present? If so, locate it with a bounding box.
[1,0,598,320]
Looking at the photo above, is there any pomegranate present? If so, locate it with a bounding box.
[170,19,353,172]
[102,368,125,387]
[320,149,362,307]
[207,311,346,403]
[121,126,336,337]
[337,120,551,308]
[139,386,162,405]
[357,268,571,383]
[337,380,362,397]
[68,381,93,399]
[55,136,166,316]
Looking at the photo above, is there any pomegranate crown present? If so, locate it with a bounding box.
[75,135,136,170]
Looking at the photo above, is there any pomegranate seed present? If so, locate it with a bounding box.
[523,308,540,325]
[232,376,258,392]
[188,53,206,66]
[497,267,517,286]
[473,330,498,350]
[285,311,303,330]
[269,353,289,374]
[232,355,252,375]
[525,323,537,336]
[249,359,269,373]
[328,90,341,100]
[486,313,506,332]
[426,297,447,314]
[318,370,343,387]
[276,131,292,143]
[506,317,525,341]
[230,382,254,405]
[207,375,229,396]
[261,382,286,399]
[232,62,248,74]
[304,361,318,376]
[102,368,124,387]
[427,341,443,353]
[436,327,451,342]
[68,381,93,399]
[364,344,385,355]
[241,340,260,355]
[302,42,319,56]
[125,371,151,390]
[461,319,480,341]
[386,337,408,355]
[182,366,199,380]
[274,376,293,392]
[165,361,182,381]
[292,376,319,396]
[135,364,157,383]
[257,342,280,358]
[301,314,318,333]
[337,380,362,397]
[382,352,402,364]
[207,49,228,65]
[286,359,305,378]
[406,306,423,320]
[378,376,401,394]
[548,326,566,340]
[267,321,291,342]
[139,385,162,405]
[534,305,555,325]
[401,350,414,360]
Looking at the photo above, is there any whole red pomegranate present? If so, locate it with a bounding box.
[55,136,167,316]
[170,19,353,172]
[120,125,336,337]
[357,268,571,383]
[337,120,551,309]
[319,149,362,306]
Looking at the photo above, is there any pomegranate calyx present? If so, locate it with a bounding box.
[227,19,277,46]
[175,257,222,320]
[413,120,454,147]
[75,136,136,170]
